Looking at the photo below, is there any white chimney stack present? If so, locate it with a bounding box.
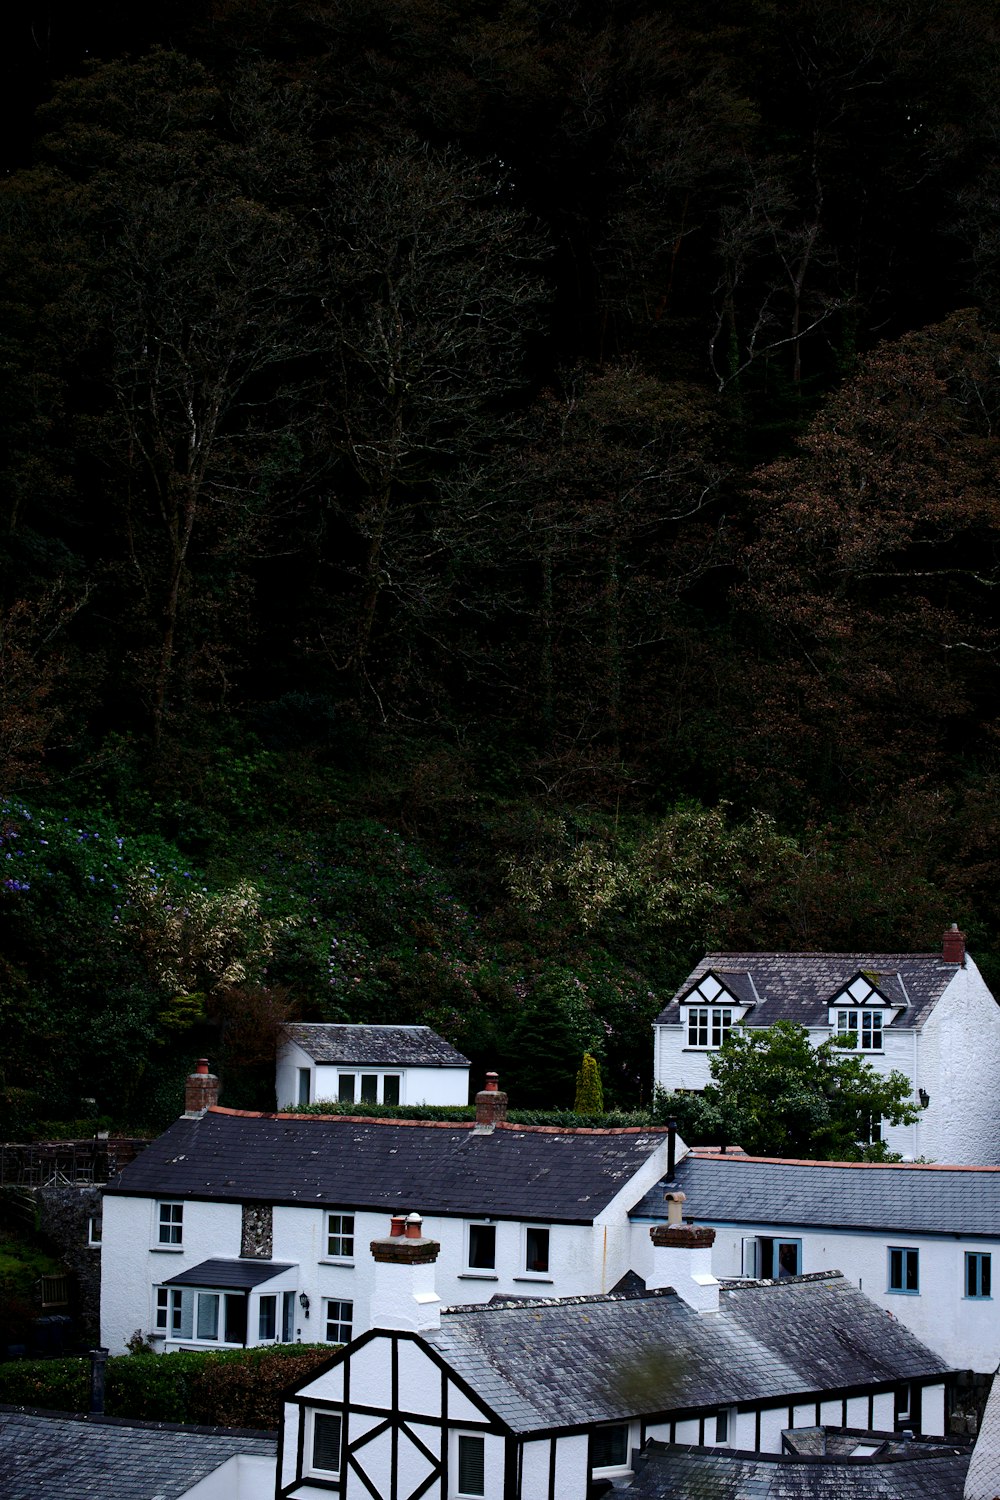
[648,1192,720,1314]
[369,1213,442,1333]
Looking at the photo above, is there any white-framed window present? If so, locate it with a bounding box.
[307,1410,343,1478]
[88,1214,102,1247]
[326,1212,355,1259]
[336,1072,401,1104]
[454,1433,486,1497]
[154,1287,248,1345]
[258,1294,277,1341]
[743,1237,801,1278]
[325,1298,353,1344]
[524,1225,550,1274]
[714,1407,736,1445]
[156,1201,183,1247]
[297,1068,311,1105]
[467,1222,496,1271]
[590,1422,632,1476]
[686,1007,733,1048]
[837,1009,883,1050]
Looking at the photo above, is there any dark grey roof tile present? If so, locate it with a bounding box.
[283,1023,470,1067]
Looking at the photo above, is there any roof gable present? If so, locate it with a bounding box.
[678,969,756,1010]
[656,952,958,1029]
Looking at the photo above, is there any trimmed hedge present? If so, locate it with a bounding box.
[287,1101,657,1129]
[0,1344,333,1429]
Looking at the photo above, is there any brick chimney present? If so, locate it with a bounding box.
[184,1059,220,1117]
[370,1213,442,1332]
[942,924,966,966]
[648,1191,720,1313]
[474,1071,508,1132]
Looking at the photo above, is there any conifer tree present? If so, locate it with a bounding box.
[574,1052,605,1115]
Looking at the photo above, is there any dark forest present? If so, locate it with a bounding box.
[3,0,1000,1132]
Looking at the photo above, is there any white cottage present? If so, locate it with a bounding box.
[99,1068,673,1356]
[630,1148,1000,1374]
[277,1216,952,1500]
[275,1023,471,1109]
[652,927,1000,1163]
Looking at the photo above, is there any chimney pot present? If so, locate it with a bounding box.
[184,1060,220,1116]
[665,1190,686,1228]
[389,1215,406,1238]
[405,1213,424,1240]
[475,1071,508,1129]
[942,924,967,966]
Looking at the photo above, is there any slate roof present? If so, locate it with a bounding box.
[105,1108,668,1224]
[282,1023,470,1067]
[419,1275,948,1436]
[163,1257,295,1289]
[629,1152,1000,1237]
[0,1409,275,1500]
[655,952,963,1029]
[624,1438,970,1499]
[964,1372,1000,1500]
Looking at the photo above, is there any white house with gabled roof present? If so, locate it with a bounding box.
[652,927,1000,1163]
[99,1069,674,1357]
[275,1023,471,1109]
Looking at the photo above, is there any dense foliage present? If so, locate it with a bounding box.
[2,2,1000,1137]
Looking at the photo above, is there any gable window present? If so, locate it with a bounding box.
[468,1223,496,1271]
[889,1247,919,1294]
[456,1434,486,1497]
[590,1423,631,1475]
[156,1201,183,1247]
[837,1009,883,1050]
[714,1408,733,1445]
[325,1298,353,1344]
[309,1411,342,1477]
[326,1213,355,1260]
[687,1007,733,1048]
[967,1252,992,1299]
[524,1225,550,1274]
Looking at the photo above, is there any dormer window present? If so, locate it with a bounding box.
[688,1007,734,1048]
[837,1009,883,1050]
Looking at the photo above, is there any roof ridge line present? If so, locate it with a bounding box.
[688,1149,1000,1171]
[205,1107,670,1136]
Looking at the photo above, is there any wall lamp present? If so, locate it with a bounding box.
[299,1292,310,1317]
[918,1089,930,1109]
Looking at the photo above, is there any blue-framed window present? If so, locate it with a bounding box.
[758,1237,802,1278]
[888,1247,919,1294]
[966,1252,992,1299]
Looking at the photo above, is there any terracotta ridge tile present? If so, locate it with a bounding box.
[205,1106,669,1136]
[688,1147,1000,1171]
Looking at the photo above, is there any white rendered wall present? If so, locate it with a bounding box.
[177,1454,276,1500]
[103,1193,631,1353]
[634,1216,1000,1372]
[275,1041,470,1109]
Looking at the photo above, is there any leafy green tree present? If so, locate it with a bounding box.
[702,1020,919,1160]
[574,1052,604,1114]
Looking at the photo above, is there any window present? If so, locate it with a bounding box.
[836,1009,883,1050]
[757,1237,801,1278]
[889,1247,919,1294]
[456,1434,485,1497]
[525,1226,550,1274]
[325,1298,353,1344]
[259,1295,277,1341]
[156,1201,183,1246]
[154,1288,247,1344]
[360,1073,378,1103]
[197,1292,220,1340]
[88,1214,102,1247]
[327,1213,355,1259]
[468,1223,496,1271]
[967,1252,992,1299]
[338,1074,356,1103]
[590,1423,630,1473]
[687,1007,733,1048]
[282,1290,295,1342]
[310,1411,342,1476]
[383,1075,400,1105]
[714,1409,730,1444]
[297,1068,311,1105]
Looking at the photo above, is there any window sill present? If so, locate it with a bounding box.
[319,1258,355,1268]
[513,1275,553,1284]
[887,1290,920,1297]
[150,1245,184,1253]
[458,1271,498,1281]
